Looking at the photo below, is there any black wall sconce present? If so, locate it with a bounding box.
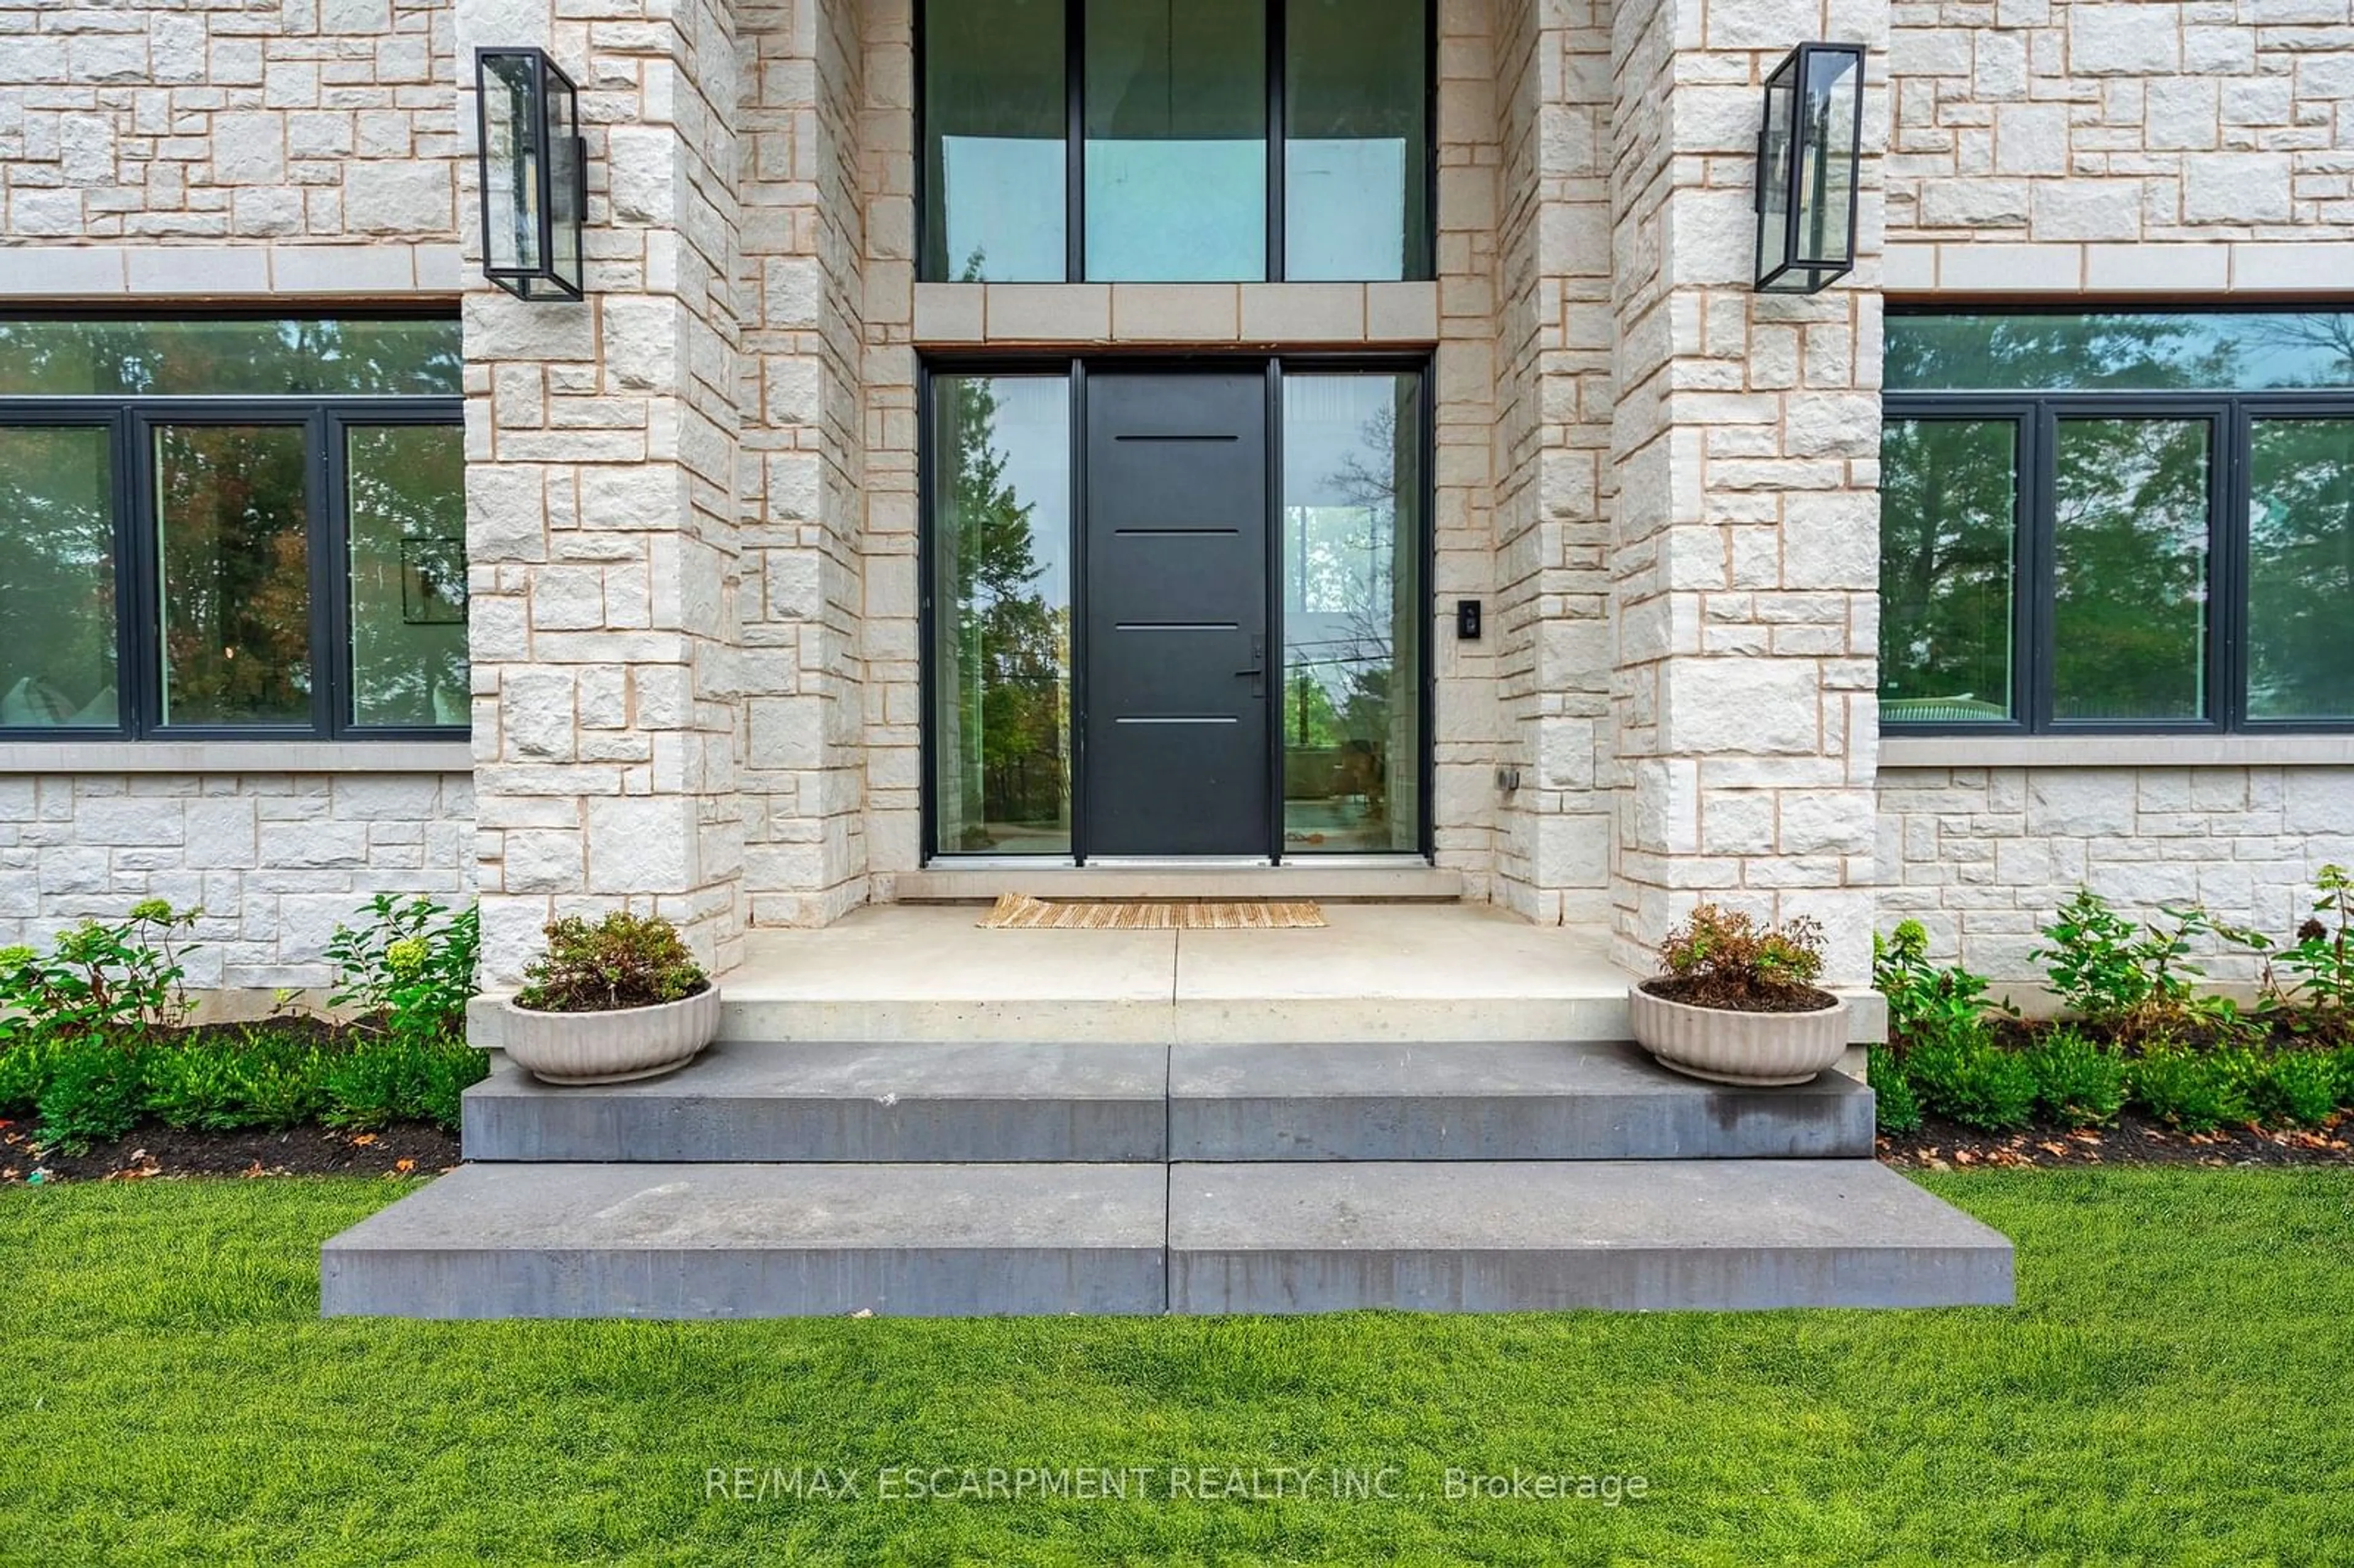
[1754,42,1865,295]
[474,48,585,301]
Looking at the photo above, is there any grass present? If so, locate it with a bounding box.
[2,1170,2350,1567]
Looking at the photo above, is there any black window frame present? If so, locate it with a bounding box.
[914,0,1439,286]
[1881,389,2354,737]
[915,349,1437,864]
[0,375,465,745]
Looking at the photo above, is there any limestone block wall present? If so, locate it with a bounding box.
[1886,0,2354,283]
[0,771,474,989]
[1878,0,2354,974]
[0,1,476,988]
[1877,764,2354,985]
[0,0,457,278]
[733,0,874,928]
[1433,0,1510,904]
[458,0,748,984]
[1604,0,1891,984]
[1490,0,1616,925]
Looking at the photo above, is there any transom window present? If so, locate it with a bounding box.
[0,316,465,741]
[1880,310,2354,734]
[920,0,1433,284]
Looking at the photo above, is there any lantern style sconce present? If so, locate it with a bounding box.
[474,48,585,301]
[1754,42,1865,295]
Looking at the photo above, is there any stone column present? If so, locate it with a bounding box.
[1492,0,1618,925]
[734,0,872,927]
[1606,0,1888,983]
[458,0,746,983]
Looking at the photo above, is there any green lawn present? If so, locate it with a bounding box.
[3,1170,2350,1567]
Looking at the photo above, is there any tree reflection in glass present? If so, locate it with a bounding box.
[932,376,1073,853]
[1878,419,2016,721]
[2248,419,2354,721]
[0,425,117,728]
[2052,418,2209,722]
[348,425,468,728]
[156,424,312,726]
[1281,373,1420,853]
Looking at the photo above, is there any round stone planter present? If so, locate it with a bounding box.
[496,984,721,1086]
[1628,983,1849,1087]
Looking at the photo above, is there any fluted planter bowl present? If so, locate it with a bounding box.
[1628,983,1848,1087]
[496,984,720,1086]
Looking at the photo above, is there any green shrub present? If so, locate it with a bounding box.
[414,1043,489,1129]
[0,903,201,1042]
[1869,1045,1921,1135]
[2024,1029,2127,1127]
[2127,1045,2256,1133]
[2033,890,2250,1043]
[2332,1046,2354,1106]
[0,1037,56,1118]
[326,894,480,1048]
[515,912,706,1014]
[2250,1051,2341,1130]
[1873,920,2014,1050]
[2252,864,2354,1034]
[230,1037,329,1130]
[140,1044,247,1131]
[322,1037,486,1130]
[1902,1032,2038,1133]
[35,1044,147,1151]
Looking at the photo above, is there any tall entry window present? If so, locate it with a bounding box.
[920,0,1432,283]
[0,316,465,740]
[1281,373,1421,851]
[1881,310,2354,733]
[926,360,1428,861]
[930,374,1076,853]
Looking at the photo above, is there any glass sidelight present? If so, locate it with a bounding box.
[1279,373,1421,853]
[930,373,1076,853]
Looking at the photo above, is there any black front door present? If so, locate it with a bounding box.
[1082,370,1271,856]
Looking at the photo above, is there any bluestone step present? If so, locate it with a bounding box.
[1167,1160,2013,1313]
[1168,1041,1873,1160]
[463,1041,1168,1163]
[321,1162,1168,1319]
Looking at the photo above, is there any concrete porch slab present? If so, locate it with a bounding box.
[465,903,1885,1049]
[696,902,1636,1045]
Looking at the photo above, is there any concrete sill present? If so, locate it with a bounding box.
[1880,734,2354,769]
[0,740,474,775]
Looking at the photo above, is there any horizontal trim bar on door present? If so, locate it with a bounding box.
[1112,715,1241,725]
[1114,527,1241,537]
[1113,622,1240,631]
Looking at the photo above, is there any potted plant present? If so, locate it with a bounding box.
[1629,904,1848,1086]
[497,912,718,1085]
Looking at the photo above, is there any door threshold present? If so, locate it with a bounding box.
[893,861,1461,904]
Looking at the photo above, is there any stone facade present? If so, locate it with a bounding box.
[1880,764,2354,987]
[4,0,2353,997]
[1886,0,2354,287]
[0,771,473,989]
[0,0,459,284]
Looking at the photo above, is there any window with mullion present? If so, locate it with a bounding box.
[0,400,464,743]
[1881,393,2354,736]
[918,0,1433,284]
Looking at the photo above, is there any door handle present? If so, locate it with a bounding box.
[1234,634,1265,699]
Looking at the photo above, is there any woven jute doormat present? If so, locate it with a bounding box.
[977,893,1327,930]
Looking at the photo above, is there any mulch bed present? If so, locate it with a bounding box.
[1,1118,462,1185]
[1879,1110,2354,1171]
